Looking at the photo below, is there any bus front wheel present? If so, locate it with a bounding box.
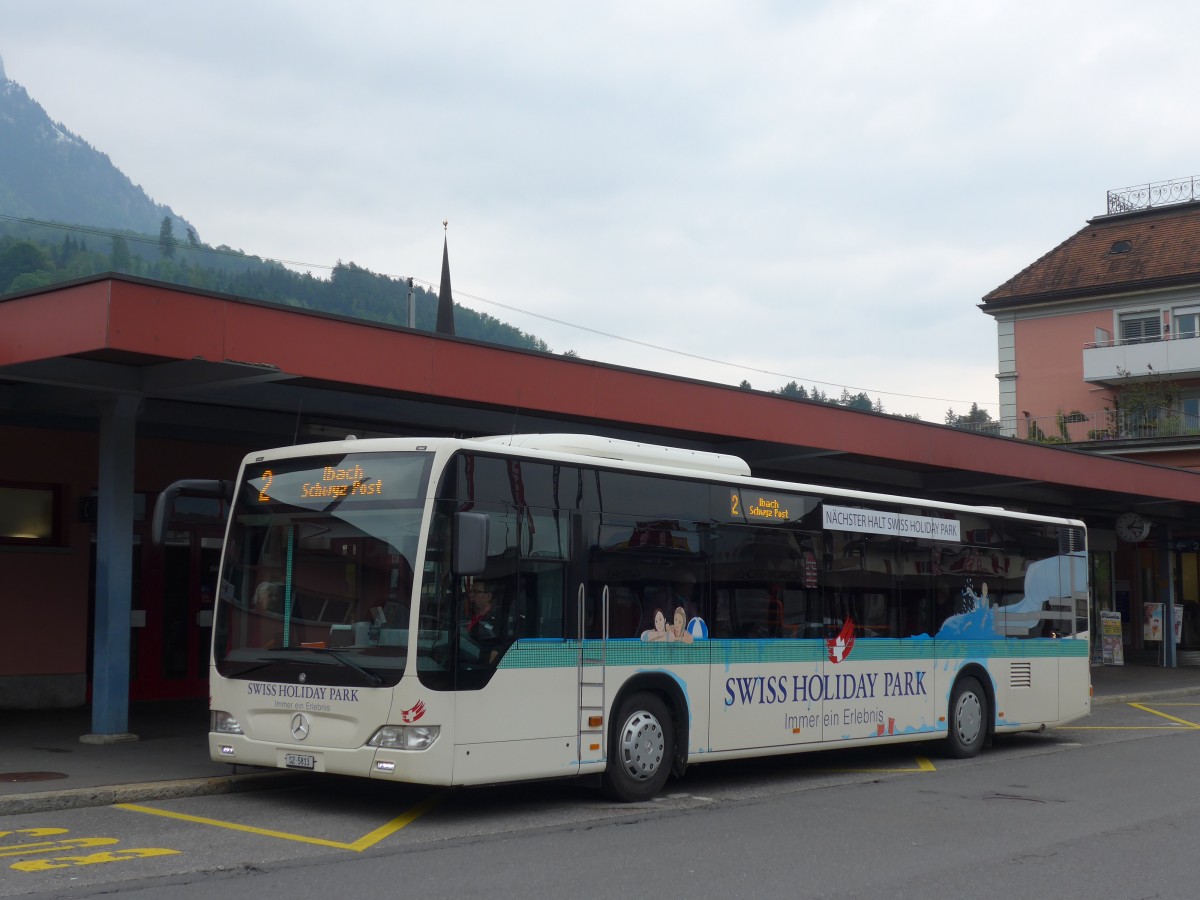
[946,676,987,758]
[602,692,673,802]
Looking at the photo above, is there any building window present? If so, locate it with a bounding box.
[1120,312,1162,344]
[0,484,61,546]
[1182,393,1200,433]
[1174,307,1200,340]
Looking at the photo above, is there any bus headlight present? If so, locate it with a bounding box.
[366,725,440,751]
[211,710,244,735]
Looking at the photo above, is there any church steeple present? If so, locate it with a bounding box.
[436,220,456,336]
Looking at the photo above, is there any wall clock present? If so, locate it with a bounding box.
[1115,511,1150,542]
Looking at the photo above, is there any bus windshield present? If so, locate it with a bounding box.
[213,451,432,687]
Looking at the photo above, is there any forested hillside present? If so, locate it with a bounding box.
[0,217,552,350]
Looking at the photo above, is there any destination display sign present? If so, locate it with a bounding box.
[823,504,961,542]
[245,453,430,509]
[727,489,815,525]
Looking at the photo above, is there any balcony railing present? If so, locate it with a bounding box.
[1085,331,1200,350]
[955,409,1200,443]
[1108,176,1200,215]
[1083,331,1200,383]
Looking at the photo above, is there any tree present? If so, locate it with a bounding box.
[158,216,176,259]
[7,270,54,292]
[0,240,51,293]
[109,235,132,271]
[1110,366,1182,437]
[945,402,996,431]
[838,389,875,412]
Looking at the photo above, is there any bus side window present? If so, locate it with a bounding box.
[518,562,565,638]
[766,585,784,638]
[608,587,641,638]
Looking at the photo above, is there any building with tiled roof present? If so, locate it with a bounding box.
[980,178,1200,471]
[980,177,1200,665]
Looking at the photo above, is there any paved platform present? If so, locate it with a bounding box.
[2,663,1198,816]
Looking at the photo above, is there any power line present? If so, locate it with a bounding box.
[1,213,997,410]
[444,283,995,408]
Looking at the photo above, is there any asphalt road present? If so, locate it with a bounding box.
[4,695,1199,899]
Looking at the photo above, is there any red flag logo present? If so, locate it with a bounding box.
[400,700,426,723]
[827,618,856,664]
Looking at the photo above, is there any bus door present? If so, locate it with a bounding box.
[449,501,581,782]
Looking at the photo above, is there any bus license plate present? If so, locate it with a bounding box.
[284,753,316,770]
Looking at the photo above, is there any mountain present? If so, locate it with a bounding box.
[0,56,558,354]
[0,55,194,238]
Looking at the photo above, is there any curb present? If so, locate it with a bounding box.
[0,770,304,817]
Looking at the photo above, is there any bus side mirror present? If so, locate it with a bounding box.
[151,479,233,546]
[453,512,488,576]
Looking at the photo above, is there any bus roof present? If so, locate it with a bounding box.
[472,434,752,478]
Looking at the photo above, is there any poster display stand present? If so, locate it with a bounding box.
[1101,610,1124,666]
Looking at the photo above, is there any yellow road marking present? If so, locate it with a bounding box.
[344,795,442,852]
[0,837,118,858]
[1059,725,1189,730]
[4,828,180,876]
[116,794,440,852]
[1057,700,1200,731]
[816,756,935,773]
[12,848,180,872]
[0,829,68,840]
[1129,702,1200,729]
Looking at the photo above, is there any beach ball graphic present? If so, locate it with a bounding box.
[686,617,708,640]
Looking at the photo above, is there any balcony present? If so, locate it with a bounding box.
[956,408,1200,444]
[1083,332,1200,385]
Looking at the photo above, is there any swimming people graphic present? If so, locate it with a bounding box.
[641,606,706,642]
[937,555,1083,639]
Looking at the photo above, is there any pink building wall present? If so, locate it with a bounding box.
[1014,310,1116,419]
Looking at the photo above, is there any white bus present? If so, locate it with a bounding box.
[185,433,1090,802]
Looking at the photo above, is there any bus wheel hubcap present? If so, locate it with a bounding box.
[955,692,982,744]
[618,711,664,781]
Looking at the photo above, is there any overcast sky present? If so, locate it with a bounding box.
[6,2,1199,421]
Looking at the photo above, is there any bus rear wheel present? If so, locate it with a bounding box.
[946,676,987,758]
[602,692,673,802]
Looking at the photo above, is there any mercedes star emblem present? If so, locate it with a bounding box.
[291,713,310,741]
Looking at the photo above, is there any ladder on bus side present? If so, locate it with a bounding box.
[577,584,608,764]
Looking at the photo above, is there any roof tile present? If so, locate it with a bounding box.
[982,202,1200,306]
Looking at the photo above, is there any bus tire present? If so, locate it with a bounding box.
[946,676,987,758]
[602,692,673,802]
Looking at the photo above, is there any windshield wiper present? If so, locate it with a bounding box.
[225,660,278,678]
[279,646,384,686]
